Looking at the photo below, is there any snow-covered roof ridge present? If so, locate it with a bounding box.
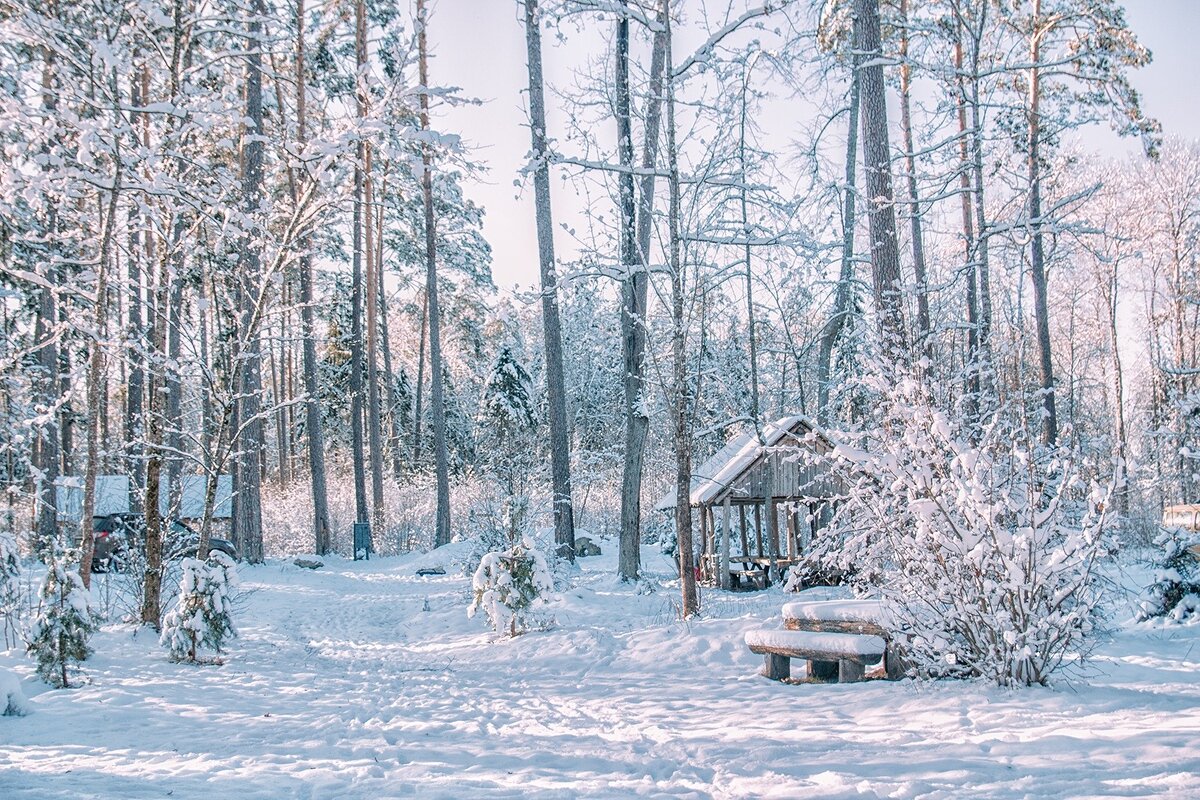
[653,413,818,511]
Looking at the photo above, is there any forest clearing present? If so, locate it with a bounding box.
[4,0,1200,796]
[4,548,1200,799]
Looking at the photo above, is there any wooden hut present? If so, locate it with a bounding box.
[654,415,840,589]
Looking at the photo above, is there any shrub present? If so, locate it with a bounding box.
[468,536,553,637]
[804,376,1114,686]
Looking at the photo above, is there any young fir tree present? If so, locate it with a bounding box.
[28,553,98,689]
[468,536,554,637]
[1,531,22,649]
[480,346,537,543]
[161,551,239,664]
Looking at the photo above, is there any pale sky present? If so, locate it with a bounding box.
[429,0,1200,292]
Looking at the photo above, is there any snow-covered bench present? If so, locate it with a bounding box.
[745,629,885,683]
[779,599,904,680]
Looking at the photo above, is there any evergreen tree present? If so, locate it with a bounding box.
[28,552,98,689]
[161,552,239,664]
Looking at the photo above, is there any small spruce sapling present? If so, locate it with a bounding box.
[161,551,238,663]
[468,536,553,637]
[1137,527,1200,623]
[27,552,98,688]
[1,531,21,648]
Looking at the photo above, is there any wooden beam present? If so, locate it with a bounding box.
[739,504,750,558]
[720,497,732,590]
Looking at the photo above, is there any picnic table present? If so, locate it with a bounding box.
[745,598,905,682]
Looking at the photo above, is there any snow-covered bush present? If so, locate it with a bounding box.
[1137,527,1200,623]
[804,376,1114,686]
[1,531,22,648]
[27,554,98,688]
[2,668,30,716]
[468,537,554,637]
[161,551,238,663]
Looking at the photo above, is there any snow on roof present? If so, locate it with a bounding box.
[653,415,813,511]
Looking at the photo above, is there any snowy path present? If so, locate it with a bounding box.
[3,549,1200,799]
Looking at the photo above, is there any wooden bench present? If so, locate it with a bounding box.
[781,599,906,680]
[745,629,885,683]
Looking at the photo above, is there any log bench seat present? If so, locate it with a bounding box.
[745,628,885,683]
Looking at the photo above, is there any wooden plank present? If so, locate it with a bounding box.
[753,503,764,558]
[784,618,890,638]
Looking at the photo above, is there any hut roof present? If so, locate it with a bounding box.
[653,415,814,511]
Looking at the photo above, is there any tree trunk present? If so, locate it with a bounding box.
[854,0,908,363]
[898,0,931,360]
[295,0,332,554]
[232,0,267,564]
[617,0,666,582]
[1027,0,1057,445]
[80,154,121,590]
[663,1,697,617]
[523,0,575,558]
[954,19,981,426]
[419,0,453,548]
[816,30,860,424]
[365,145,386,539]
[349,0,370,532]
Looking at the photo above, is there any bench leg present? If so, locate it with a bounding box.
[808,659,838,682]
[764,653,791,681]
[838,660,865,683]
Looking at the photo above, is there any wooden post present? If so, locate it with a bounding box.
[739,504,749,557]
[720,497,732,590]
[698,504,709,583]
[764,653,790,681]
[786,506,797,560]
[753,503,764,558]
[767,496,780,583]
[839,659,865,683]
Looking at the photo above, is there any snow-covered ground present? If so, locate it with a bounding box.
[2,546,1199,799]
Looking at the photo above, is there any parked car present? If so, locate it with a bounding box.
[90,514,238,572]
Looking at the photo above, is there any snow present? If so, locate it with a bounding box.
[781,599,890,626]
[0,550,1198,798]
[745,628,886,658]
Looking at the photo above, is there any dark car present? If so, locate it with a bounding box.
[91,514,238,572]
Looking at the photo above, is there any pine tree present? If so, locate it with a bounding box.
[28,553,98,689]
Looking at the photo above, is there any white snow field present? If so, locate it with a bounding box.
[2,547,1199,799]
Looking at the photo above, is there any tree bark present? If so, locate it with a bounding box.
[897,0,931,360]
[523,0,575,558]
[854,0,908,364]
[1027,0,1057,445]
[234,0,267,563]
[419,0,453,548]
[816,30,860,424]
[295,0,332,554]
[663,1,697,617]
[349,0,370,532]
[617,0,666,582]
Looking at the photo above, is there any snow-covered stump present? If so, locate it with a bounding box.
[1,668,30,716]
